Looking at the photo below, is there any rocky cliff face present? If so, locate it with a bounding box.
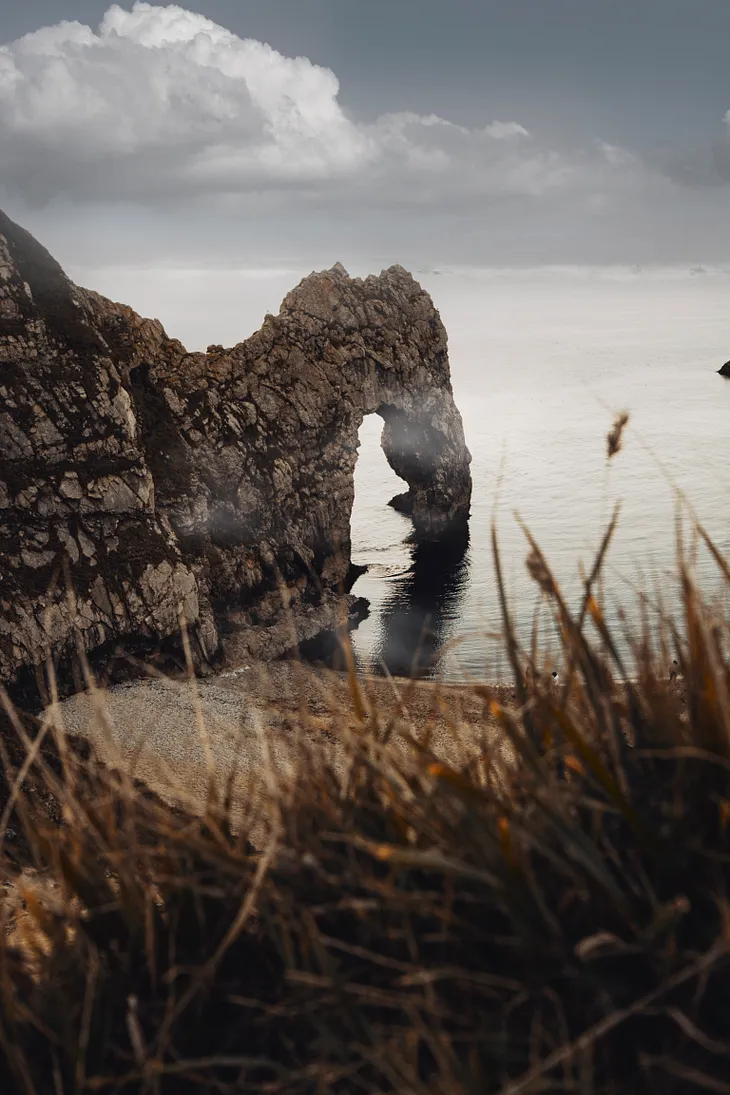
[0,210,471,695]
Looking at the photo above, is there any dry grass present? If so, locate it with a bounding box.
[3,511,730,1093]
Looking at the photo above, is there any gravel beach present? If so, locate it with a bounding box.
[54,662,515,821]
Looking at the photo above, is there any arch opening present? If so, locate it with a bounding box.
[342,412,471,678]
[350,412,410,569]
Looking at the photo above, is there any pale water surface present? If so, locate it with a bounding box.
[347,266,730,680]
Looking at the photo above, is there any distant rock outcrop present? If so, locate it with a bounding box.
[719,361,730,377]
[0,210,471,696]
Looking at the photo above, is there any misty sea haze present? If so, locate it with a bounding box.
[76,261,730,682]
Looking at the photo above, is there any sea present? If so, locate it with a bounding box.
[78,261,730,682]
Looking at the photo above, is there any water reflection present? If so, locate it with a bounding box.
[370,528,471,677]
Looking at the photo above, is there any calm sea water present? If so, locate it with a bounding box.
[346,266,730,681]
[77,260,730,682]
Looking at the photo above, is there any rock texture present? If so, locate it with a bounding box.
[0,210,471,694]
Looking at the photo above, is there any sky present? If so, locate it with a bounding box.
[2,0,730,289]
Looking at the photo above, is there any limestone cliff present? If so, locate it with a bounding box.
[0,210,471,694]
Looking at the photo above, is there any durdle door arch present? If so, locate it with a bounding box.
[0,212,472,700]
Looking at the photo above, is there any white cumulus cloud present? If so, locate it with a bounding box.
[483,121,531,139]
[0,2,655,211]
[0,2,374,200]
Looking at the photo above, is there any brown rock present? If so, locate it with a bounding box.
[0,210,471,697]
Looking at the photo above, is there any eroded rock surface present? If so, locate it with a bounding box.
[0,210,471,694]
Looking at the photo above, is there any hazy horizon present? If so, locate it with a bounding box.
[56,258,730,358]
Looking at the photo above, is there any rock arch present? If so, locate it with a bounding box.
[0,212,471,693]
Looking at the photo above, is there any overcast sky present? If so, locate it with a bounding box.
[2,1,730,278]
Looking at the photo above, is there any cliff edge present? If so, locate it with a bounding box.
[0,210,471,695]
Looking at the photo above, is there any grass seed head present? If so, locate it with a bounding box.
[525,549,556,595]
[607,410,630,458]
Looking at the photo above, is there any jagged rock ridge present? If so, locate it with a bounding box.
[0,210,472,693]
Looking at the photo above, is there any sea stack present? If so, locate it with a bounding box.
[0,210,472,696]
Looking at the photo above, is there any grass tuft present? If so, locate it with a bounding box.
[3,518,730,1093]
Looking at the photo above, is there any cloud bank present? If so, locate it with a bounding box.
[0,1,659,210]
[3,2,730,268]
